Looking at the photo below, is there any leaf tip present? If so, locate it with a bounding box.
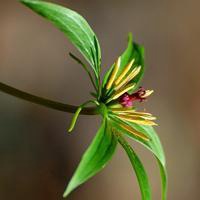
[128,32,133,42]
[62,190,69,198]
[62,176,83,199]
[20,0,36,4]
[20,0,41,10]
[67,127,73,133]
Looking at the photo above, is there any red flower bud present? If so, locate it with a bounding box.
[119,87,152,107]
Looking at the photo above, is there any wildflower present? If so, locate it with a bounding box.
[104,57,156,141]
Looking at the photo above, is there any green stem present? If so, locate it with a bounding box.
[0,82,98,115]
[97,77,102,101]
[68,100,99,132]
[69,53,98,92]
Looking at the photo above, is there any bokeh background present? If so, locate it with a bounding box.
[0,0,200,199]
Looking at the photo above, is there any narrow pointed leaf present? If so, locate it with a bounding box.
[157,157,167,200]
[111,119,167,200]
[115,133,151,200]
[20,0,101,77]
[63,119,117,198]
[103,33,145,91]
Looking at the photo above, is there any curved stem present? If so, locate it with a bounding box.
[68,100,99,132]
[69,52,98,92]
[0,82,98,115]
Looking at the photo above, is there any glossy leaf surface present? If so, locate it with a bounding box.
[111,118,167,200]
[63,119,117,197]
[21,0,101,77]
[116,133,151,200]
[103,33,145,92]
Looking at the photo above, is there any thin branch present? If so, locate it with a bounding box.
[0,82,98,115]
[69,52,98,92]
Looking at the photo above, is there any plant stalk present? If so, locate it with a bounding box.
[0,82,98,115]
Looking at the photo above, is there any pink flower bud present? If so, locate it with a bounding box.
[119,93,133,107]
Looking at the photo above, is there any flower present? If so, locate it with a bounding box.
[103,57,156,141]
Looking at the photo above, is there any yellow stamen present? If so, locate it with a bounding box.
[111,109,155,120]
[115,66,141,91]
[142,116,156,120]
[142,90,154,98]
[114,59,135,85]
[116,111,154,118]
[107,83,136,103]
[124,114,157,121]
[106,57,121,90]
[111,108,135,113]
[119,124,150,141]
[116,114,157,126]
[111,109,151,116]
[129,111,152,116]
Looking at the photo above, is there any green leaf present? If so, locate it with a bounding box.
[115,133,151,200]
[102,33,145,92]
[20,0,101,78]
[157,157,168,200]
[111,119,167,200]
[63,119,117,198]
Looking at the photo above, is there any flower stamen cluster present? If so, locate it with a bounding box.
[103,57,156,140]
[119,87,154,107]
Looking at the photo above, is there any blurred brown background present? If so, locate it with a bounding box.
[0,0,200,199]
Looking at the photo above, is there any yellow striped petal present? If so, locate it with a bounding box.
[129,111,152,116]
[111,108,135,113]
[116,114,157,126]
[116,111,155,118]
[124,114,157,121]
[111,110,151,116]
[111,109,155,120]
[142,90,154,98]
[106,83,136,103]
[114,59,135,85]
[115,66,141,91]
[119,123,150,141]
[106,57,121,90]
